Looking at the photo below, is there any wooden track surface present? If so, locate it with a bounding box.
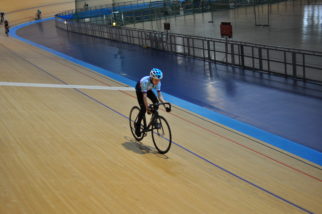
[0,1,322,213]
[1,0,74,25]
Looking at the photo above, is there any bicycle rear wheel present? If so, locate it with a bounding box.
[129,106,145,141]
[151,116,172,154]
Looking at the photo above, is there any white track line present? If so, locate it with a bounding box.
[0,82,135,91]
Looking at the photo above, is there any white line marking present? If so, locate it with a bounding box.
[0,82,135,91]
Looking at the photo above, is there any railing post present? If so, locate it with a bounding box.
[292,52,297,78]
[207,40,211,61]
[259,47,263,70]
[140,30,144,46]
[161,32,165,50]
[225,37,228,64]
[213,41,216,62]
[183,37,186,55]
[170,34,174,52]
[252,46,255,68]
[284,51,287,77]
[202,40,205,60]
[138,31,142,46]
[303,53,306,81]
[231,43,235,65]
[187,37,191,56]
[267,49,271,73]
[126,29,129,43]
[240,44,245,68]
[192,38,195,57]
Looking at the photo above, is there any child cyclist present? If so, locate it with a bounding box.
[135,68,170,137]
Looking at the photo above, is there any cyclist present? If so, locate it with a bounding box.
[36,9,42,20]
[0,12,4,24]
[135,68,168,137]
[4,20,9,36]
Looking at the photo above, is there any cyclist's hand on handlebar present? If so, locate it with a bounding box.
[162,102,171,112]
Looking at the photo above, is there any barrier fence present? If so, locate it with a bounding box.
[55,18,322,83]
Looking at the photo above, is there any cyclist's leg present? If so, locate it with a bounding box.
[147,90,161,128]
[147,90,159,105]
[135,87,146,136]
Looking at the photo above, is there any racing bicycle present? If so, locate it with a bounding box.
[129,102,172,154]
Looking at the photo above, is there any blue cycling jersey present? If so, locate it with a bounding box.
[139,76,161,93]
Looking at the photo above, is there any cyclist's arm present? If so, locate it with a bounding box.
[157,91,165,103]
[158,91,170,111]
[156,82,166,104]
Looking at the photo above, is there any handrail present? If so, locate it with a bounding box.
[54,1,322,83]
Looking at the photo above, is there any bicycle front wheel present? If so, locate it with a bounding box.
[129,106,145,141]
[151,116,172,154]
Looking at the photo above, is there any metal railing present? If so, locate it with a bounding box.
[56,0,285,26]
[55,19,322,83]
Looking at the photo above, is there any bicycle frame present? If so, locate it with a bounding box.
[142,102,171,134]
[142,110,159,133]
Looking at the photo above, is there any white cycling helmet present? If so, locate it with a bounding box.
[150,68,163,80]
